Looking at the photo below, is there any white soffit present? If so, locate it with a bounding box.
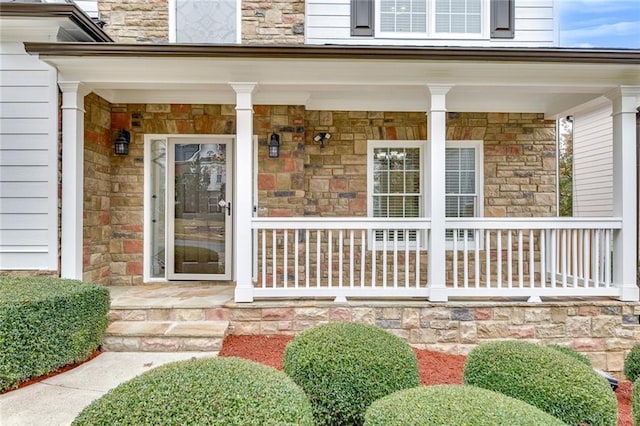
[48,56,639,113]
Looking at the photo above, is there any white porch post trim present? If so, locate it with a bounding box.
[427,85,451,302]
[231,82,257,302]
[59,82,88,280]
[606,86,640,301]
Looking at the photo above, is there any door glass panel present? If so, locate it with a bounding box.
[173,142,227,275]
[150,139,166,278]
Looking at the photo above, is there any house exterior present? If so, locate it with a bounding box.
[1,0,639,307]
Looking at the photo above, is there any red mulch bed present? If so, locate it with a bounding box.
[219,335,633,426]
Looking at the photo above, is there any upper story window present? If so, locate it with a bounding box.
[376,0,485,38]
[169,0,239,43]
[353,0,514,39]
[435,0,482,34]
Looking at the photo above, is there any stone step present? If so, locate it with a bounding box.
[103,320,229,352]
[108,307,230,322]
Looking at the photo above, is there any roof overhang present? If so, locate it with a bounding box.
[24,43,640,116]
[0,3,112,42]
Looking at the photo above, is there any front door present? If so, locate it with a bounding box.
[145,135,233,281]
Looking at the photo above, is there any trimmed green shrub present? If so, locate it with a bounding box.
[363,385,566,426]
[73,357,314,425]
[463,341,617,426]
[0,276,109,392]
[633,377,640,426]
[624,344,640,382]
[283,322,420,426]
[547,344,592,366]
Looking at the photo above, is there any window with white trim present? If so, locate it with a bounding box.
[435,0,482,34]
[375,0,486,38]
[368,141,423,244]
[169,0,239,43]
[445,140,483,241]
[367,140,483,243]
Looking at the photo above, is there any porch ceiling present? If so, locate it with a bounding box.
[29,44,640,117]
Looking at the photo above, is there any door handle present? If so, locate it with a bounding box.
[218,199,232,216]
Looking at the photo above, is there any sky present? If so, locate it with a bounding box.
[558,0,640,48]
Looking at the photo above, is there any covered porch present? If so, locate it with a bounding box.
[25,43,640,303]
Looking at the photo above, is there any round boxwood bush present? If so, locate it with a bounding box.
[463,341,617,426]
[624,344,640,382]
[283,322,420,426]
[633,377,640,426]
[363,385,566,426]
[73,357,313,425]
[547,344,592,367]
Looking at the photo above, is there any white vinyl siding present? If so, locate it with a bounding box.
[306,0,556,47]
[0,42,59,271]
[572,100,613,217]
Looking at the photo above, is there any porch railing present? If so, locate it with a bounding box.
[251,217,623,301]
[446,218,622,299]
[251,218,431,299]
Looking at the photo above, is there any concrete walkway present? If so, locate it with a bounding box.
[0,352,217,426]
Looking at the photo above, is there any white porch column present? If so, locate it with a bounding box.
[230,83,257,302]
[59,82,89,280]
[427,85,451,302]
[606,86,640,301]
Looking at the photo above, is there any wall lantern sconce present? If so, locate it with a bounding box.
[313,132,331,149]
[114,129,131,155]
[268,132,280,158]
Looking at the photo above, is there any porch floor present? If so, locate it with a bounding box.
[109,283,234,309]
[108,282,625,310]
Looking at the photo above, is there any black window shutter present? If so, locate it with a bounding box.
[351,0,374,36]
[490,0,515,39]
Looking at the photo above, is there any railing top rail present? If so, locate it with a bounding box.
[251,217,432,230]
[446,217,623,229]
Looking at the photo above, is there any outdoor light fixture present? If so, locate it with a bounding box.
[313,132,331,149]
[114,129,131,155]
[268,132,280,158]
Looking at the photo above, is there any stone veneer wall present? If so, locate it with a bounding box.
[256,105,306,217]
[242,0,305,44]
[226,300,640,376]
[97,0,304,44]
[98,0,169,43]
[304,111,427,216]
[106,103,302,284]
[302,111,556,218]
[81,100,556,285]
[83,93,113,285]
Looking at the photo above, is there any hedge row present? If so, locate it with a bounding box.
[0,276,110,392]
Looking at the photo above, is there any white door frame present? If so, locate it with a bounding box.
[143,134,233,282]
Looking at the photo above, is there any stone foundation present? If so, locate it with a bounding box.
[227,299,640,376]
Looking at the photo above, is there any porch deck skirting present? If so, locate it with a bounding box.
[251,217,624,301]
[226,298,640,376]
